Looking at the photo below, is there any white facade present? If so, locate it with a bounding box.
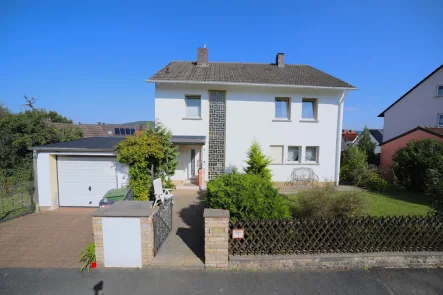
[382,67,443,141]
[155,82,348,183]
[36,151,129,209]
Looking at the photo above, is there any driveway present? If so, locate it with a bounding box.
[0,208,94,268]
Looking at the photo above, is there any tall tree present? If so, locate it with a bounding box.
[357,127,376,164]
[0,98,82,185]
[244,140,272,181]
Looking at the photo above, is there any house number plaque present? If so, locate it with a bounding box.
[232,229,244,239]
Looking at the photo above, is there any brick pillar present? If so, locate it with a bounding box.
[92,217,104,265]
[204,208,230,269]
[140,217,155,266]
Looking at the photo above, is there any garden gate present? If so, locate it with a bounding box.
[153,200,173,255]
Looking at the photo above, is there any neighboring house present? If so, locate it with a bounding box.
[149,47,356,187]
[380,127,443,176]
[378,65,443,142]
[52,122,153,137]
[32,47,356,209]
[352,129,383,154]
[342,130,359,146]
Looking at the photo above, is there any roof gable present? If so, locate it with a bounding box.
[380,126,443,145]
[149,61,356,89]
[378,65,443,117]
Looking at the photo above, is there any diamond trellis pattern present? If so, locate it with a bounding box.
[153,200,173,255]
[229,216,443,255]
[208,91,226,180]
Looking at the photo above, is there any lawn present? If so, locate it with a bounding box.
[285,189,434,217]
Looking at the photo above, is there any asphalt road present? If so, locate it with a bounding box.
[1,268,442,295]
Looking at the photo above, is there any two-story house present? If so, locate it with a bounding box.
[378,65,443,173]
[149,47,356,187]
[31,47,356,210]
[378,65,443,141]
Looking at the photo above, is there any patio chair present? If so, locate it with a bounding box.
[153,178,173,207]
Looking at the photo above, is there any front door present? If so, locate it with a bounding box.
[190,149,196,176]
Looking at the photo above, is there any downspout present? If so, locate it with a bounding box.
[334,90,350,185]
[32,150,40,212]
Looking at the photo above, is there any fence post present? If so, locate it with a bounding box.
[204,208,230,269]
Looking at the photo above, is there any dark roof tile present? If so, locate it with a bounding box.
[149,62,356,88]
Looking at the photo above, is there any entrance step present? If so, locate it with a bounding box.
[175,183,200,190]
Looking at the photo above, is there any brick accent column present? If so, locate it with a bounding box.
[204,208,230,269]
[92,217,104,265]
[140,217,154,266]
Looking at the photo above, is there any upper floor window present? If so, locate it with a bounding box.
[438,85,443,97]
[115,128,135,135]
[438,114,443,127]
[275,98,290,120]
[186,96,201,118]
[302,98,318,120]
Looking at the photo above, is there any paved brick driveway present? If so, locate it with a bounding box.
[0,208,94,268]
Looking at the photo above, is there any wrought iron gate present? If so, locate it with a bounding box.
[153,200,173,255]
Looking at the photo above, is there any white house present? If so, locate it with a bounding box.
[378,65,443,142]
[32,47,356,209]
[149,47,356,187]
[352,129,383,154]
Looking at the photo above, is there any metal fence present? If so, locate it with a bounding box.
[0,182,35,222]
[229,216,443,255]
[153,200,173,255]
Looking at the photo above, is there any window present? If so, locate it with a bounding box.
[438,114,443,127]
[305,146,319,163]
[275,98,290,119]
[186,96,201,118]
[287,146,301,162]
[114,128,120,135]
[269,146,283,164]
[302,98,317,120]
[438,86,443,97]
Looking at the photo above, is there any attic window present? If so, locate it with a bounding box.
[438,85,443,97]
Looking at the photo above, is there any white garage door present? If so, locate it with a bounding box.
[57,156,118,207]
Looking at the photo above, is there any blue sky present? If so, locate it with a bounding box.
[1,0,442,129]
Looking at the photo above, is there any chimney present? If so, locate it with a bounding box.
[197,45,208,67]
[276,53,285,67]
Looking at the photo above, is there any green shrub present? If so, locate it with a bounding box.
[329,192,367,217]
[296,185,367,218]
[425,169,443,216]
[244,141,272,180]
[296,186,332,218]
[340,146,367,182]
[206,174,291,221]
[392,139,443,191]
[354,166,389,192]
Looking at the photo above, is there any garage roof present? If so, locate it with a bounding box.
[32,135,206,152]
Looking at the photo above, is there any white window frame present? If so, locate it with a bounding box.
[438,113,443,127]
[287,146,301,163]
[269,145,284,164]
[185,95,201,118]
[437,85,443,97]
[301,98,318,120]
[274,97,291,120]
[304,146,319,163]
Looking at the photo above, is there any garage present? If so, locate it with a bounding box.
[32,137,128,210]
[57,156,118,207]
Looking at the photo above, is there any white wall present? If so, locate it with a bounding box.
[383,68,443,141]
[36,151,127,208]
[155,83,345,182]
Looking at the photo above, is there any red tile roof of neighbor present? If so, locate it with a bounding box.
[50,123,148,138]
[342,130,358,142]
[380,126,443,145]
